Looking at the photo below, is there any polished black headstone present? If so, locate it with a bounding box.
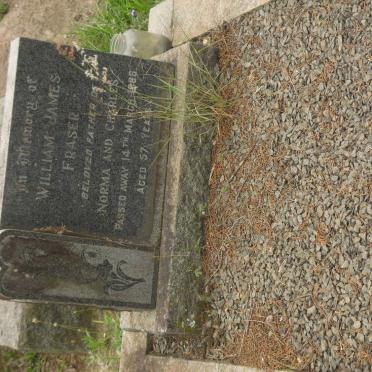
[0,37,173,244]
[0,230,157,308]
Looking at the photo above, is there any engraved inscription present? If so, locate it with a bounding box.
[36,135,55,200]
[62,112,79,172]
[81,87,99,201]
[36,73,61,200]
[14,76,39,194]
[1,38,172,241]
[97,168,111,215]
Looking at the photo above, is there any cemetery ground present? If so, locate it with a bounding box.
[0,310,121,371]
[0,0,371,371]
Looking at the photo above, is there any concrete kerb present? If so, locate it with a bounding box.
[148,0,272,46]
[120,329,264,372]
[148,0,174,41]
[119,41,189,336]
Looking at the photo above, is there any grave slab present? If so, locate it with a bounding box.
[0,37,173,246]
[148,0,271,46]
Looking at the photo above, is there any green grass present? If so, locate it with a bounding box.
[74,0,161,52]
[0,1,9,20]
[117,44,231,136]
[83,311,122,370]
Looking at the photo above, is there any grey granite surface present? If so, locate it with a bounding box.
[0,38,173,246]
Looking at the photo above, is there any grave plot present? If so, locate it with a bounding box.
[200,0,371,371]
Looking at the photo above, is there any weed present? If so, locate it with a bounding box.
[25,352,43,372]
[176,313,197,333]
[0,1,9,20]
[57,41,233,171]
[56,359,68,372]
[128,44,233,138]
[2,350,18,362]
[74,0,161,52]
[114,43,232,139]
[83,311,122,370]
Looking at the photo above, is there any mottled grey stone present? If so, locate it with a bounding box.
[0,230,157,309]
[0,37,173,246]
[0,97,3,126]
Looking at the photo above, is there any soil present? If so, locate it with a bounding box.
[0,0,96,96]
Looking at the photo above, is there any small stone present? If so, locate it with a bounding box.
[321,339,327,352]
[265,315,273,324]
[346,338,357,349]
[204,320,212,328]
[307,306,316,316]
[353,320,361,329]
[317,206,323,217]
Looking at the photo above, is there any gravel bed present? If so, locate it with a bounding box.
[204,0,371,370]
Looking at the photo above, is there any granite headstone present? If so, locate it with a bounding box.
[0,37,174,308]
[0,37,173,244]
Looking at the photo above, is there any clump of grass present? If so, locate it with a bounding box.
[104,43,234,139]
[0,1,9,20]
[83,311,122,370]
[64,39,231,139]
[74,0,161,52]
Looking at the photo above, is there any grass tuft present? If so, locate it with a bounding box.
[0,1,9,20]
[74,0,161,52]
[83,311,122,370]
